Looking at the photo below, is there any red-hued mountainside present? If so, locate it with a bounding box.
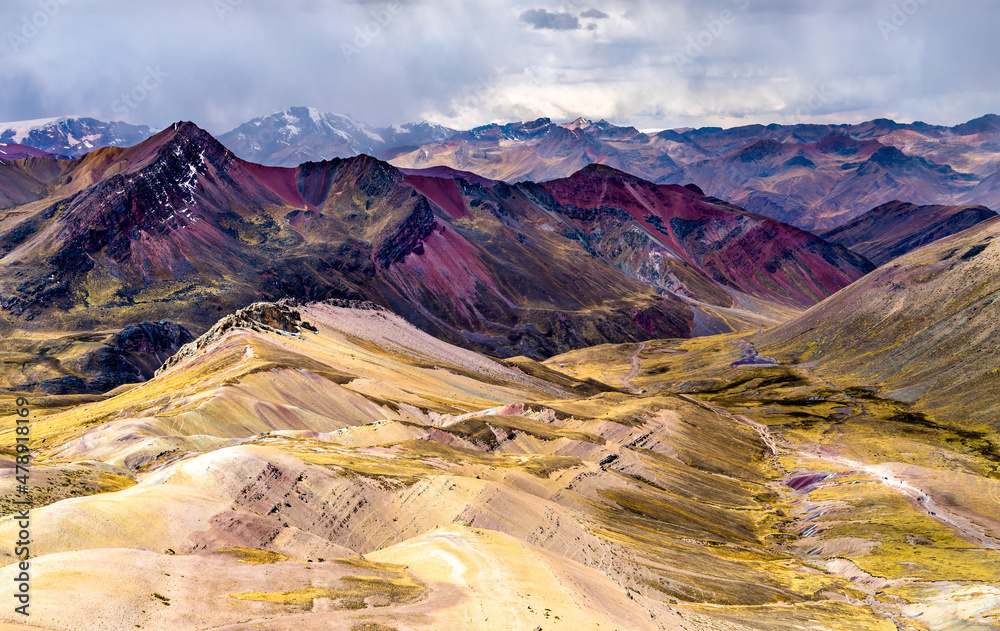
[0,122,871,391]
[535,165,873,310]
[0,142,66,160]
[389,115,1000,230]
[820,200,997,265]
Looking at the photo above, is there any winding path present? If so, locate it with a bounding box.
[800,450,1000,552]
[678,384,996,551]
[619,341,646,394]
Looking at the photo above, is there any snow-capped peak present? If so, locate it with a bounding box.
[0,116,153,156]
[0,116,69,143]
[216,108,456,167]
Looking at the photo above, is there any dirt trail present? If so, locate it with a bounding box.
[784,369,996,548]
[692,378,997,551]
[801,450,1000,552]
[619,341,646,394]
[680,389,997,551]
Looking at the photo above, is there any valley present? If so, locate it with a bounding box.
[0,292,997,630]
[0,119,996,630]
[3,2,997,628]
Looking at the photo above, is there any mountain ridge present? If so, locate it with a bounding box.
[218,107,455,167]
[390,114,1000,229]
[9,110,1000,230]
[819,200,997,265]
[0,116,153,156]
[0,121,872,393]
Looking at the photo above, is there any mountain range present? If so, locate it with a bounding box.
[6,110,1000,230]
[0,121,874,393]
[0,109,455,167]
[216,106,456,167]
[1,113,1000,630]
[0,116,153,156]
[391,115,1000,230]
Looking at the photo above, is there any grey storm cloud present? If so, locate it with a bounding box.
[520,9,581,30]
[0,0,998,134]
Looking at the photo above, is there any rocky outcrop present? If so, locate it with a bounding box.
[157,301,315,375]
[11,320,194,394]
[374,196,436,266]
[107,321,194,354]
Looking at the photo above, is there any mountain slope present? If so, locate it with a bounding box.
[0,320,193,394]
[0,142,67,160]
[962,167,1000,209]
[820,200,997,265]
[0,300,908,631]
[0,158,51,209]
[758,215,1000,428]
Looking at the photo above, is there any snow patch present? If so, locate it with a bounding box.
[0,116,65,143]
[361,127,384,144]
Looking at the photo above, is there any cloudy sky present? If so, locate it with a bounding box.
[0,0,997,134]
